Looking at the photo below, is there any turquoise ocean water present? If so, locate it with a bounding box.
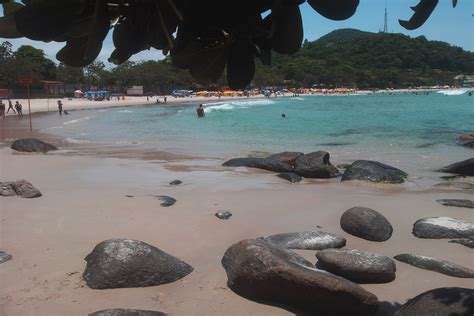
[41,92,473,178]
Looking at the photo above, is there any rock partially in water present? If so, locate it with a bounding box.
[340,207,393,242]
[262,231,346,250]
[10,138,57,153]
[461,141,474,149]
[276,172,302,183]
[267,152,304,165]
[223,157,294,173]
[449,238,474,249]
[0,251,12,263]
[436,199,474,209]
[0,182,16,197]
[221,239,379,315]
[215,211,232,220]
[434,182,474,190]
[316,249,396,284]
[9,180,42,198]
[169,180,182,186]
[412,217,474,239]
[395,287,474,316]
[394,253,474,278]
[89,309,166,316]
[157,196,176,207]
[83,239,193,289]
[341,160,407,183]
[438,158,474,176]
[293,151,340,178]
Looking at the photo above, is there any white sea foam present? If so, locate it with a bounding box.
[63,116,91,125]
[205,103,235,112]
[65,137,93,144]
[436,89,468,96]
[118,109,134,113]
[204,99,276,112]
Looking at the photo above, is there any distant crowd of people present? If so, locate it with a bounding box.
[0,99,23,119]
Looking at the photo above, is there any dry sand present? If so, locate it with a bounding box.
[1,113,473,315]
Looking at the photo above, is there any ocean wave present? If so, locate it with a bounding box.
[436,89,468,96]
[118,109,134,113]
[205,103,235,112]
[205,99,276,112]
[65,137,94,144]
[63,116,91,125]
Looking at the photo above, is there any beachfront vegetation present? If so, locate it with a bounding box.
[0,29,473,93]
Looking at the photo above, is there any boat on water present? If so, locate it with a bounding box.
[436,89,469,96]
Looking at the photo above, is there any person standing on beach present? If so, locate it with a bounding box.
[15,101,23,117]
[197,104,205,117]
[0,101,5,119]
[58,100,63,116]
[164,96,167,104]
[6,99,15,114]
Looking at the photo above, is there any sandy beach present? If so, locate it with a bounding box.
[1,99,473,316]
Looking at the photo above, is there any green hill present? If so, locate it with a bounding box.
[253,28,474,88]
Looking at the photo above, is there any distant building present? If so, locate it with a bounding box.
[127,86,144,96]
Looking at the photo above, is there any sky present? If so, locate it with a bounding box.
[1,0,473,66]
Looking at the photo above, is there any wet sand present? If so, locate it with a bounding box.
[1,115,473,315]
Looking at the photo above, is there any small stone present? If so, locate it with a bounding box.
[125,195,134,198]
[340,207,393,242]
[157,196,176,207]
[436,199,474,209]
[0,251,12,263]
[89,309,166,316]
[276,172,302,183]
[215,211,232,220]
[169,180,182,186]
[394,253,474,278]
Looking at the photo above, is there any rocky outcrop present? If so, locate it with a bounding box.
[293,151,340,178]
[83,239,193,289]
[449,237,474,249]
[221,239,379,315]
[89,309,166,316]
[215,211,232,220]
[394,254,474,278]
[395,287,474,316]
[262,231,346,250]
[412,217,474,239]
[438,158,474,176]
[341,160,407,183]
[340,207,393,242]
[10,138,57,153]
[276,172,302,183]
[436,199,474,209]
[316,249,396,284]
[0,251,12,263]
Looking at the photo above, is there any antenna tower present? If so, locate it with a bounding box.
[383,0,388,33]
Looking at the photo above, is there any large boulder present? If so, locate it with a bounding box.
[394,254,474,278]
[0,182,16,197]
[10,138,57,153]
[293,151,340,178]
[395,287,474,316]
[89,309,166,316]
[223,157,293,173]
[262,231,346,250]
[9,180,42,198]
[316,249,396,284]
[267,152,304,165]
[412,217,474,239]
[340,207,393,242]
[438,158,474,176]
[436,199,474,209]
[222,239,379,315]
[341,160,407,183]
[82,239,193,289]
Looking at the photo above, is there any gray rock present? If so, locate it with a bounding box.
[157,196,176,207]
[262,231,346,250]
[9,180,42,198]
[10,138,57,153]
[413,217,474,239]
[169,180,182,186]
[293,151,340,178]
[215,211,232,220]
[434,182,474,190]
[89,309,166,316]
[461,141,474,149]
[276,172,302,183]
[316,249,396,284]
[395,287,474,316]
[438,158,474,176]
[0,182,16,196]
[341,160,407,183]
[221,239,379,315]
[394,254,474,278]
[0,251,12,263]
[436,199,474,209]
[337,163,352,170]
[222,157,293,173]
[83,239,193,289]
[267,152,304,165]
[340,207,393,242]
[449,238,474,249]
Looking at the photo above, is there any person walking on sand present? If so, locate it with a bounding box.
[164,96,167,104]
[0,100,5,119]
[15,101,23,117]
[6,99,15,114]
[196,104,205,117]
[58,100,63,116]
